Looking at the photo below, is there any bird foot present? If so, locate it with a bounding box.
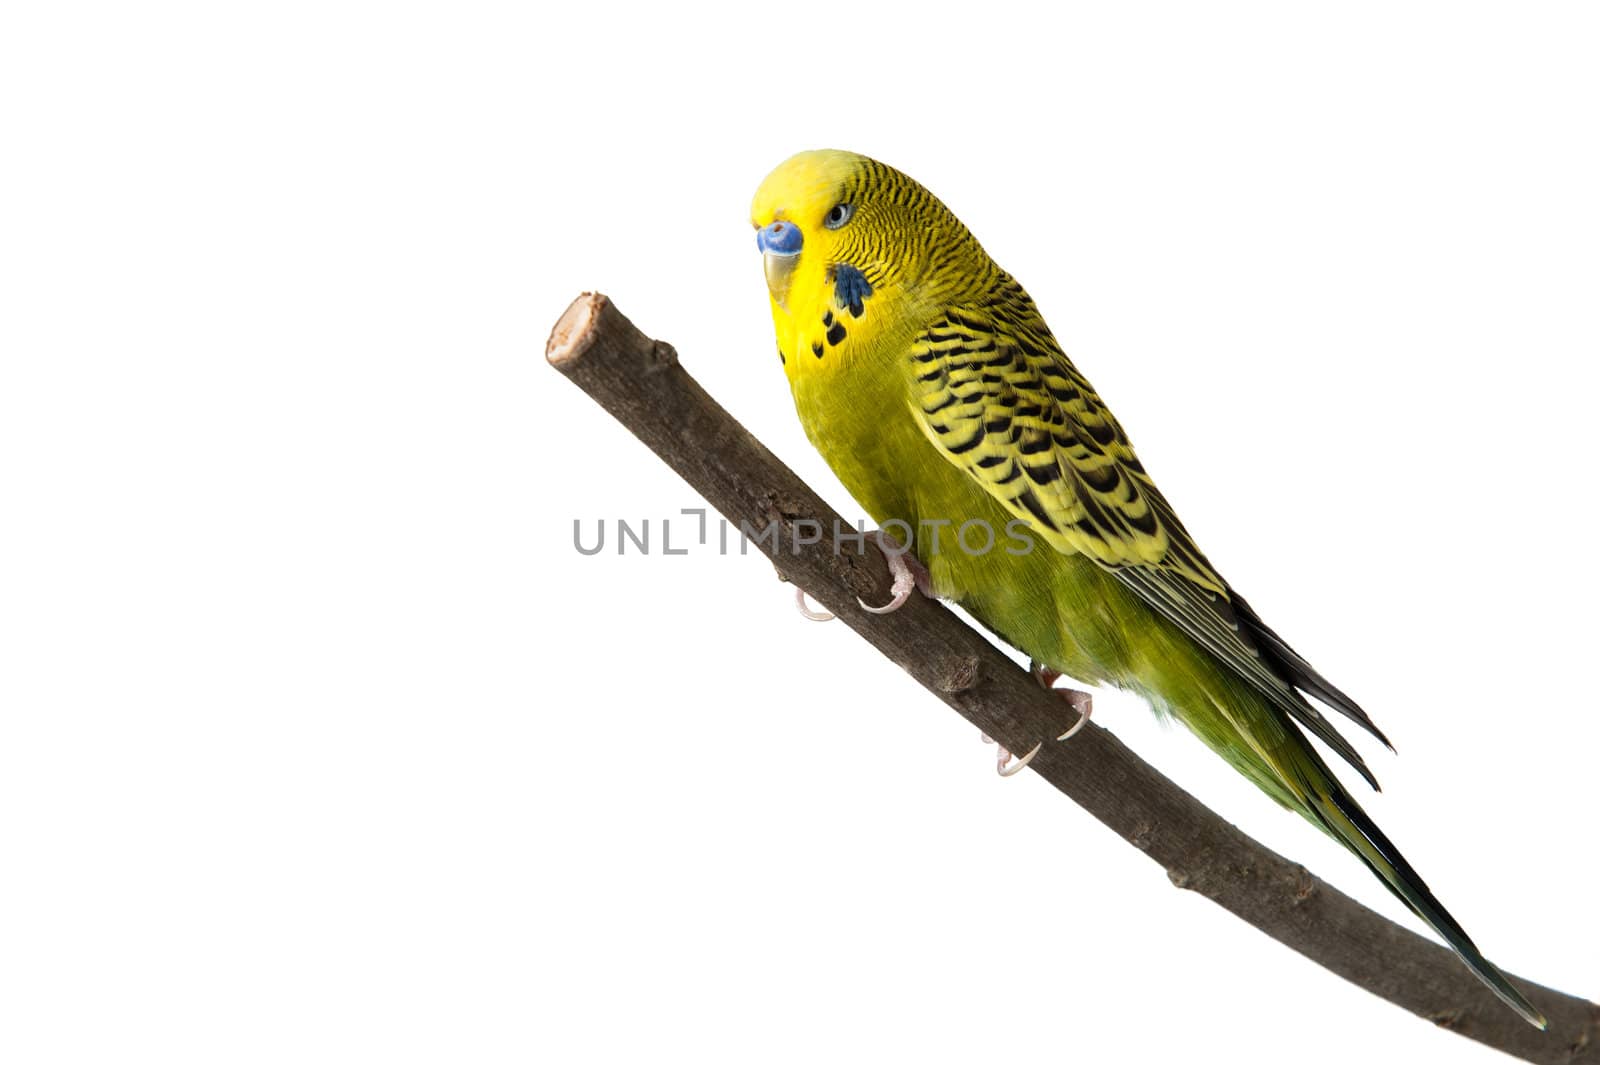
[1032,659,1093,740]
[857,529,932,614]
[969,662,1094,778]
[793,528,931,621]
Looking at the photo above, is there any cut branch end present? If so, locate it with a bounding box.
[545,292,605,367]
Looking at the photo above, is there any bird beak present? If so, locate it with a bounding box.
[756,220,803,306]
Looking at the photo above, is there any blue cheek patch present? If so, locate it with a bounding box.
[833,264,874,319]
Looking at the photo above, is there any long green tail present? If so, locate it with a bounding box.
[1302,767,1546,1029]
[1166,659,1548,1028]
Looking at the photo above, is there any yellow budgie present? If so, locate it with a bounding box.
[749,148,1543,1028]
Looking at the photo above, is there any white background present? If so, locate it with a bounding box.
[3,2,1596,1062]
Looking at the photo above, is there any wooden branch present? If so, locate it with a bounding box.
[545,292,1598,1063]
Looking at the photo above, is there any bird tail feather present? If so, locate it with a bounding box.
[1304,778,1546,1029]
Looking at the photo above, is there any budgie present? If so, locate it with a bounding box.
[749,148,1543,1028]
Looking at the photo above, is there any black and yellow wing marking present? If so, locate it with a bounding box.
[908,280,1390,784]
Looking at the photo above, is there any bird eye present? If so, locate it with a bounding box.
[823,202,855,230]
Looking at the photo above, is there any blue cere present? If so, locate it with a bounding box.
[756,220,803,256]
[833,264,874,318]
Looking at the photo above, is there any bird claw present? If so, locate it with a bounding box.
[857,562,914,614]
[795,586,835,622]
[790,529,929,620]
[998,740,1043,777]
[980,733,1043,777]
[857,530,932,614]
[1055,689,1093,741]
[1031,659,1092,740]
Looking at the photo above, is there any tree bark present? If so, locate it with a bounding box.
[546,292,1597,1063]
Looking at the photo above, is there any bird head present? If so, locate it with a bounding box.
[749,149,866,309]
[750,149,979,316]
